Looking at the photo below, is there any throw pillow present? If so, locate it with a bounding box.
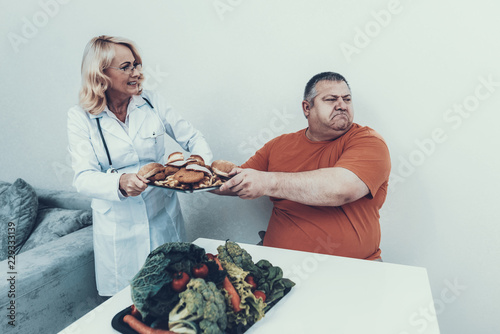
[0,181,11,195]
[21,206,92,252]
[0,179,39,261]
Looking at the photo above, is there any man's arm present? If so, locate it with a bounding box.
[218,167,369,206]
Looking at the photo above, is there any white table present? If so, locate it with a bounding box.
[60,238,441,334]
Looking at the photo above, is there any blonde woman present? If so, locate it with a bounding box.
[67,35,213,296]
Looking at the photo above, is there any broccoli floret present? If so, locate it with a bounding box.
[199,318,223,334]
[203,303,220,322]
[217,241,257,272]
[169,289,204,323]
[168,278,227,334]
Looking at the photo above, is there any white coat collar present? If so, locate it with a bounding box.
[87,95,150,145]
[87,95,148,119]
[128,95,151,142]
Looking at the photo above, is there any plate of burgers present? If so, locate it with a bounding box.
[138,152,238,193]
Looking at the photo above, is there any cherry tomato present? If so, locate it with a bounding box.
[192,263,209,279]
[253,290,266,302]
[171,272,190,292]
[245,275,257,291]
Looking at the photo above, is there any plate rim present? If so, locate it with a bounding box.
[149,183,221,193]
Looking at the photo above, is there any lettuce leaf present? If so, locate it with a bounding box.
[130,242,206,321]
[220,260,266,331]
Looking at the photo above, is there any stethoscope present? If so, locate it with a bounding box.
[95,97,156,174]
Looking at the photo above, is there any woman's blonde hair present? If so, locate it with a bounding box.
[79,35,145,115]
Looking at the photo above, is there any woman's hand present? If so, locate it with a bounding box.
[119,173,149,197]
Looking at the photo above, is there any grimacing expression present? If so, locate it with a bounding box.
[105,44,140,98]
[303,80,354,139]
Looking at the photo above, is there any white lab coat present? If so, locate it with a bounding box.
[67,90,212,296]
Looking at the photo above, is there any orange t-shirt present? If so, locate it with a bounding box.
[241,124,391,260]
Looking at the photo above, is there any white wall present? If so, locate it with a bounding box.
[1,0,499,333]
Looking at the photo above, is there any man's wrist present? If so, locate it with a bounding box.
[267,172,280,197]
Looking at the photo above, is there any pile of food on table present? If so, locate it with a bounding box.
[138,152,238,191]
[122,241,295,334]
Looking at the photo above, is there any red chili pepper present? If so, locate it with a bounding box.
[254,290,266,302]
[123,315,176,334]
[214,256,241,313]
[171,272,190,292]
[245,275,257,291]
[192,263,209,279]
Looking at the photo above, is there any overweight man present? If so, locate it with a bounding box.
[218,72,391,260]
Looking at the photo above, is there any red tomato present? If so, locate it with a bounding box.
[254,290,266,302]
[192,263,209,279]
[245,275,257,291]
[171,272,190,292]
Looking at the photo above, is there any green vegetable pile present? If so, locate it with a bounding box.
[129,241,294,334]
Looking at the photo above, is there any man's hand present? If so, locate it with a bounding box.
[119,173,149,197]
[218,166,369,206]
[219,168,273,199]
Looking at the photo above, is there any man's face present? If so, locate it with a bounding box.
[303,80,354,141]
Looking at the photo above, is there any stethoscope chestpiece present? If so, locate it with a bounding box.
[106,167,119,174]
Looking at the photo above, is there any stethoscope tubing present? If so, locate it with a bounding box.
[95,97,155,174]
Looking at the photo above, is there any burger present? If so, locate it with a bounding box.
[211,160,238,179]
[138,163,166,181]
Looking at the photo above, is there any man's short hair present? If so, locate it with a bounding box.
[303,72,350,106]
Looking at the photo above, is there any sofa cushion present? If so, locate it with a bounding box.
[21,205,92,252]
[0,179,39,261]
[0,181,10,194]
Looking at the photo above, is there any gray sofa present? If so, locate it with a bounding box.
[0,179,102,334]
